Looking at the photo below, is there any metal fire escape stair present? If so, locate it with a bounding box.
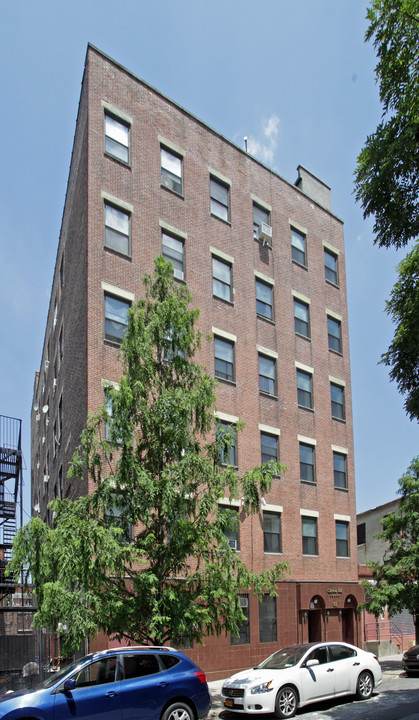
[0,416,22,596]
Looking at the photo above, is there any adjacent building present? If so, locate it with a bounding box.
[31,44,362,678]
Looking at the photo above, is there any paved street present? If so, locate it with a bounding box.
[207,655,419,720]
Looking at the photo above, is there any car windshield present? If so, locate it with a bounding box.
[257,646,308,670]
[34,658,90,690]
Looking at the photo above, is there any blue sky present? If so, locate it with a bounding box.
[0,0,416,520]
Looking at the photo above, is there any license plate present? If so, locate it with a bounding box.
[225,699,234,708]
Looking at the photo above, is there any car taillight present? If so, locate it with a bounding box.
[373,655,379,662]
[194,670,207,684]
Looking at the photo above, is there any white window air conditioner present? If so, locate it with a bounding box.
[229,538,238,550]
[258,223,273,247]
[173,268,184,281]
[44,360,50,371]
[240,596,249,608]
[53,378,58,392]
[43,475,49,484]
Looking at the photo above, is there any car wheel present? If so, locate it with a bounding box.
[275,685,298,718]
[355,670,373,700]
[161,701,195,720]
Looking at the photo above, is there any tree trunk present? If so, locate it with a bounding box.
[416,613,419,646]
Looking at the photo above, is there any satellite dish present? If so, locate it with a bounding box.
[42,405,49,414]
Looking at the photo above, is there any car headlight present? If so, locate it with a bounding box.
[250,680,274,694]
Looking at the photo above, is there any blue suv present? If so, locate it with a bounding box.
[0,646,211,720]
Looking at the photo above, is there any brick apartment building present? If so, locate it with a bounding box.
[31,44,362,678]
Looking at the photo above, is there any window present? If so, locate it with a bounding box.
[291,227,306,266]
[256,278,273,320]
[300,443,315,483]
[253,203,270,239]
[328,644,356,661]
[210,176,230,222]
[160,146,183,195]
[74,656,117,687]
[357,522,366,545]
[212,256,232,302]
[105,112,130,164]
[214,336,235,382]
[259,354,276,395]
[259,594,277,643]
[105,293,131,344]
[217,421,237,467]
[302,516,318,555]
[122,654,160,679]
[297,369,313,409]
[331,382,345,420]
[162,231,185,280]
[324,247,338,285]
[105,495,134,544]
[328,315,342,353]
[336,521,349,557]
[105,202,130,256]
[220,505,240,550]
[231,594,249,645]
[294,298,310,338]
[261,432,278,464]
[58,396,63,437]
[59,326,63,364]
[306,647,329,665]
[263,512,281,553]
[333,451,347,489]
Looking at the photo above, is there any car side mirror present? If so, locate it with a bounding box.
[62,678,76,694]
[306,659,320,668]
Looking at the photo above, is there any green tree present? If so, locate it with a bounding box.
[361,456,419,644]
[10,258,288,654]
[354,0,419,420]
[354,0,419,250]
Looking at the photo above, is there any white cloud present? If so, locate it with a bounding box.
[246,114,280,166]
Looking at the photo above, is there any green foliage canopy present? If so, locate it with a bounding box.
[9,258,288,654]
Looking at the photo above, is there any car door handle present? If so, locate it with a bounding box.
[105,691,119,697]
[327,668,334,672]
[158,682,168,687]
[353,662,360,666]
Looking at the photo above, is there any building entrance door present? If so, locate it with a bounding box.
[342,608,354,644]
[308,609,322,642]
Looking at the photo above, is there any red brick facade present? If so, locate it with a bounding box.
[32,45,362,679]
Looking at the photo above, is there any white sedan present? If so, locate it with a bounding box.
[221,641,382,718]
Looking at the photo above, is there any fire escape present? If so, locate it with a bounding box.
[0,415,22,599]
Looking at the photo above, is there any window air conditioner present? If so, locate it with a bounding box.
[240,596,249,608]
[258,223,273,247]
[43,475,49,483]
[173,268,184,281]
[53,378,58,392]
[229,539,238,550]
[44,360,50,371]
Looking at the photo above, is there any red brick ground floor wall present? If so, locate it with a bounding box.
[90,580,363,681]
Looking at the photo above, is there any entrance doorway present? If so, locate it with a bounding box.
[342,608,355,644]
[308,609,322,642]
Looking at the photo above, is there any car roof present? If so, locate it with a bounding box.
[91,646,178,659]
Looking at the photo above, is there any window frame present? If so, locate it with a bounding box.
[160,145,183,196]
[104,111,130,165]
[263,511,282,554]
[212,255,232,302]
[210,175,230,223]
[219,504,240,550]
[259,594,277,643]
[297,368,313,409]
[259,353,277,396]
[162,230,185,281]
[336,520,350,557]
[294,297,310,338]
[324,247,339,286]
[214,335,235,383]
[333,451,347,489]
[302,515,318,556]
[299,442,316,484]
[253,203,271,239]
[291,227,307,267]
[104,292,131,346]
[328,315,342,353]
[256,277,274,321]
[217,421,238,467]
[231,594,250,645]
[104,201,131,257]
[331,382,345,420]
[261,431,278,464]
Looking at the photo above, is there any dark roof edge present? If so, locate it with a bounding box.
[86,43,343,225]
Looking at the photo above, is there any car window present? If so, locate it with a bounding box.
[159,654,181,670]
[122,654,160,679]
[328,645,357,661]
[306,647,329,665]
[258,646,307,669]
[74,657,117,688]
